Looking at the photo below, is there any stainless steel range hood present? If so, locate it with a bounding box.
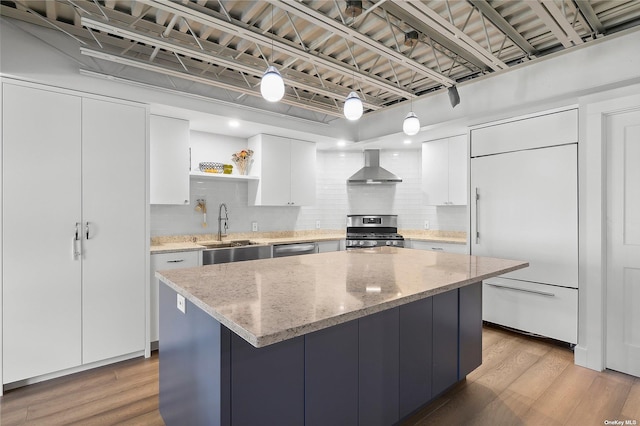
[347,149,402,184]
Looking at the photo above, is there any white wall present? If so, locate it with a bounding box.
[150,141,467,236]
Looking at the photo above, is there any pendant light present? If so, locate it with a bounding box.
[403,74,420,136]
[344,5,363,121]
[403,111,420,136]
[344,91,363,121]
[260,4,284,102]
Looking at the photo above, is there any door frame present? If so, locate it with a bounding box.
[576,87,640,372]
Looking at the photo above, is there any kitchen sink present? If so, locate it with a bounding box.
[198,239,257,249]
[202,243,271,265]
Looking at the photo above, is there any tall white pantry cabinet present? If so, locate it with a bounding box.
[1,81,148,386]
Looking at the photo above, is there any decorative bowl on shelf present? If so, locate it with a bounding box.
[199,162,224,173]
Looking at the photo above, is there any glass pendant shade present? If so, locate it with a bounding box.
[403,111,420,136]
[260,66,285,102]
[344,91,363,121]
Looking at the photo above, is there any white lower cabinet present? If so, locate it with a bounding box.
[408,240,468,254]
[1,81,147,384]
[483,277,578,344]
[150,251,201,344]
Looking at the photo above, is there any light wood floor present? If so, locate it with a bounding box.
[1,325,638,425]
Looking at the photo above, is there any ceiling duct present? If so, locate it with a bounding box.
[404,30,419,47]
[347,149,402,184]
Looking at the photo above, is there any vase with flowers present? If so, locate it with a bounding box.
[232,149,253,175]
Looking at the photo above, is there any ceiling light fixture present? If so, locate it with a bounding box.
[403,74,420,136]
[260,4,284,102]
[344,5,363,121]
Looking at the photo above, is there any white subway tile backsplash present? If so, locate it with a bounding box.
[151,143,467,236]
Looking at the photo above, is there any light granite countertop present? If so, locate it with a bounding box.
[150,230,467,253]
[156,247,526,348]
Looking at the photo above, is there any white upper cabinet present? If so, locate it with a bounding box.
[150,115,190,205]
[470,108,578,157]
[248,134,316,206]
[422,134,467,205]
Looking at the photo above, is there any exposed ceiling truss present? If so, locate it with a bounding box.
[2,0,640,122]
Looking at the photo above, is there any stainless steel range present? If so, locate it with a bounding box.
[346,214,404,249]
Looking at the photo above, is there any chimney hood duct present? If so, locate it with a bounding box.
[347,149,402,184]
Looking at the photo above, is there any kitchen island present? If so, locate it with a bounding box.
[156,247,527,426]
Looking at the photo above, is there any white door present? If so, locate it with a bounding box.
[2,84,82,382]
[606,108,640,377]
[81,98,146,363]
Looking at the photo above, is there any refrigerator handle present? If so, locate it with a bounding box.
[475,188,480,244]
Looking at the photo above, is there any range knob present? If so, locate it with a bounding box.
[386,241,391,246]
[359,240,364,246]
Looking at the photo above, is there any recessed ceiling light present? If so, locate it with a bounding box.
[337,140,346,147]
[393,152,399,157]
[403,139,412,144]
[229,120,240,128]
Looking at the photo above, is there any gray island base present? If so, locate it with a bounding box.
[157,247,528,426]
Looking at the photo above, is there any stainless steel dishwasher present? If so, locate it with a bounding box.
[272,242,318,257]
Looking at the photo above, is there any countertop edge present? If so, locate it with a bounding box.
[156,259,527,348]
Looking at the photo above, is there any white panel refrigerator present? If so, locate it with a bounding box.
[470,143,579,343]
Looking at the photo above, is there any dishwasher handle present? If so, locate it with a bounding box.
[273,243,317,257]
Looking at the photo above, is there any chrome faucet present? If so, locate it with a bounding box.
[218,203,229,241]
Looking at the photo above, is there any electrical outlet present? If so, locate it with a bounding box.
[315,220,321,229]
[424,220,430,230]
[252,221,258,232]
[177,294,186,314]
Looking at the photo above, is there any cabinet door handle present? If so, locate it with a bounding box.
[486,283,555,297]
[431,247,444,251]
[167,259,185,263]
[72,222,81,259]
[474,188,480,244]
[85,222,91,240]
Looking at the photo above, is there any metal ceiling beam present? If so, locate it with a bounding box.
[540,0,584,45]
[150,0,412,98]
[81,16,382,110]
[574,0,605,34]
[276,0,455,87]
[468,0,537,56]
[395,2,507,72]
[527,1,583,48]
[377,3,484,73]
[79,47,344,117]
